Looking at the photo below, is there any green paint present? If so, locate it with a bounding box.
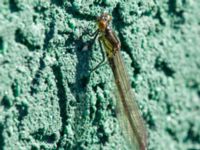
[0,0,200,150]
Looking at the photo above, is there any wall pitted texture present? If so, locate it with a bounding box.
[0,0,200,149]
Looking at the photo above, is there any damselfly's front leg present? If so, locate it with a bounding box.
[82,29,99,51]
[87,29,99,37]
[90,36,107,73]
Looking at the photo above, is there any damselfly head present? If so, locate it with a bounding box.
[97,13,112,31]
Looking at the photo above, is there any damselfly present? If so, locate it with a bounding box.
[86,13,147,150]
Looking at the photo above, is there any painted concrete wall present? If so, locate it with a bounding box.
[0,0,200,149]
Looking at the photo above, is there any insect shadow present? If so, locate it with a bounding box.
[54,30,96,148]
[74,30,96,90]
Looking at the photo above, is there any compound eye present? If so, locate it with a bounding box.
[105,17,109,21]
[102,16,107,21]
[105,15,111,22]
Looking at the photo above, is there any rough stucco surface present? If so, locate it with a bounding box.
[0,0,200,150]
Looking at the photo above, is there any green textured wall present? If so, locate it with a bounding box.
[0,0,200,150]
